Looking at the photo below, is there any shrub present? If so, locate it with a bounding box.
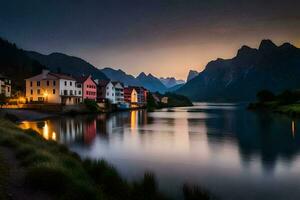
[182,184,214,200]
[256,90,275,102]
[84,99,100,112]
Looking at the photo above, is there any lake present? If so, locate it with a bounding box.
[19,103,300,200]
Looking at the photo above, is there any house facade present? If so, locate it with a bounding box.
[0,74,11,97]
[95,80,124,104]
[25,70,82,105]
[76,75,97,101]
[124,87,138,103]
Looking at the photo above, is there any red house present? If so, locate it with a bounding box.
[76,75,97,101]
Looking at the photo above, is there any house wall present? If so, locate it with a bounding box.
[26,79,60,103]
[105,82,116,103]
[114,83,124,104]
[82,77,97,101]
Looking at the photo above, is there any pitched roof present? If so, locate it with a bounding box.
[96,80,110,87]
[25,71,75,81]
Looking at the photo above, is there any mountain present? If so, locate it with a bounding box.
[0,37,45,90]
[159,77,185,88]
[186,70,199,82]
[166,83,184,92]
[136,72,167,93]
[101,68,140,86]
[26,51,108,80]
[101,68,168,93]
[176,39,300,101]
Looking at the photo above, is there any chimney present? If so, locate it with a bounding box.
[42,69,50,79]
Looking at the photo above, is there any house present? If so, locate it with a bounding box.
[0,74,11,97]
[129,86,148,105]
[95,80,124,104]
[124,87,138,103]
[75,75,97,101]
[161,96,168,104]
[25,70,82,105]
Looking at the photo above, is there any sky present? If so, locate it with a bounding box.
[0,0,300,80]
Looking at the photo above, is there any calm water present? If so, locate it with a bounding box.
[19,103,300,200]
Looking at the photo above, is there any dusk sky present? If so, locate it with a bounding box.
[1,0,299,79]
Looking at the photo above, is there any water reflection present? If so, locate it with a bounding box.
[18,104,300,200]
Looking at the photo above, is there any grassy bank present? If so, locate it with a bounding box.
[0,118,214,200]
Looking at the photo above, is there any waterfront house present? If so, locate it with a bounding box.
[25,70,82,105]
[124,87,138,103]
[0,74,11,97]
[75,75,97,101]
[95,80,124,104]
[129,86,148,105]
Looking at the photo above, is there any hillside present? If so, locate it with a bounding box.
[0,37,45,91]
[26,51,108,80]
[136,72,167,93]
[176,40,300,101]
[101,67,140,86]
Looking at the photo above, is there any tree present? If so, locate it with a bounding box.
[256,90,275,102]
[0,94,8,108]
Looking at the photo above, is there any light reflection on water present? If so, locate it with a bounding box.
[19,103,300,200]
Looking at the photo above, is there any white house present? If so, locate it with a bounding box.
[95,80,124,104]
[25,70,82,105]
[0,74,11,97]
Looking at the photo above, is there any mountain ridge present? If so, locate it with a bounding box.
[176,39,300,101]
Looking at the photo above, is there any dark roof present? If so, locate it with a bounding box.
[75,75,89,83]
[97,80,110,87]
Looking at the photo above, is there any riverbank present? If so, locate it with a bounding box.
[248,101,300,117]
[0,118,213,200]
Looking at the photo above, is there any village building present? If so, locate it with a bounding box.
[124,87,138,103]
[95,80,124,104]
[25,70,82,105]
[0,74,11,97]
[75,75,97,101]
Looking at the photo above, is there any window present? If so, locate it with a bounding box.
[79,91,81,95]
[65,81,67,86]
[30,81,32,87]
[107,92,109,96]
[53,80,56,86]
[7,87,10,92]
[37,81,40,86]
[86,91,88,95]
[70,81,72,86]
[37,89,40,95]
[75,91,76,95]
[53,89,55,94]
[31,89,33,95]
[47,81,49,86]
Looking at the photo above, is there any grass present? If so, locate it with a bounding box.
[249,101,300,117]
[0,118,214,200]
[0,152,8,200]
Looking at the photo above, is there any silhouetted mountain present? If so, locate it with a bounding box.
[101,67,140,86]
[159,77,185,88]
[176,39,300,101]
[0,37,45,91]
[136,73,167,93]
[166,83,184,92]
[26,51,108,80]
[186,70,199,82]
